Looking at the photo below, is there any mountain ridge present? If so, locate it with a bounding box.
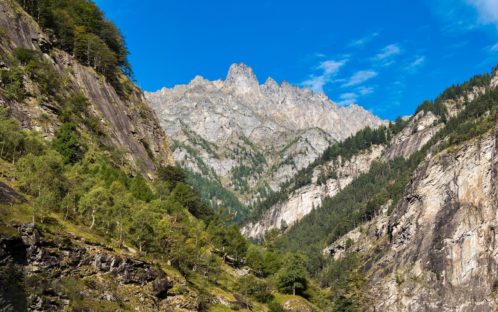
[146,63,385,217]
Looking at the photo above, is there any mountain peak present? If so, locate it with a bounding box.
[224,63,259,93]
[226,63,257,80]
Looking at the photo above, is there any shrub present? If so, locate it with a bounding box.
[236,274,273,303]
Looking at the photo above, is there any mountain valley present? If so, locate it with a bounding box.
[0,0,497,311]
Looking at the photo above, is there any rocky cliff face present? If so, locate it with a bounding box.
[0,224,178,311]
[243,110,444,238]
[146,64,384,208]
[243,145,385,238]
[369,129,498,311]
[320,70,498,311]
[0,0,172,174]
[382,111,444,161]
[329,129,498,312]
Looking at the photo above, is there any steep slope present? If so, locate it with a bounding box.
[243,145,385,238]
[244,72,493,238]
[0,2,330,311]
[325,124,498,311]
[243,110,444,238]
[146,64,384,216]
[369,128,498,311]
[298,67,498,310]
[0,0,172,174]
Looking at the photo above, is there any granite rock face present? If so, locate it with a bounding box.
[243,109,444,238]
[243,145,386,238]
[321,71,498,311]
[330,129,498,312]
[368,129,498,312]
[0,0,173,174]
[146,63,384,209]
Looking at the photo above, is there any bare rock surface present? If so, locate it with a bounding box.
[0,0,173,174]
[146,63,384,207]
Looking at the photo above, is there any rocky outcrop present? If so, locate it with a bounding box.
[0,181,26,204]
[0,0,173,174]
[0,224,175,311]
[146,64,384,207]
[383,111,443,160]
[243,145,385,238]
[324,129,498,311]
[366,129,498,312]
[324,201,391,261]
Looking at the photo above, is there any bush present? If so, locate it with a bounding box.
[52,122,84,164]
[236,274,273,303]
[268,301,285,312]
[275,254,308,296]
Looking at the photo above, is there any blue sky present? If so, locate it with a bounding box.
[95,0,498,120]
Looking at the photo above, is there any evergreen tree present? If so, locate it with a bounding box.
[275,254,308,296]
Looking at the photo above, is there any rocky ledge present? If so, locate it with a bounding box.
[0,224,173,311]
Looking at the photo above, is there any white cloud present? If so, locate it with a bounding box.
[302,59,348,93]
[342,70,378,87]
[302,76,328,93]
[490,43,498,52]
[349,32,380,47]
[374,44,402,61]
[319,60,345,75]
[431,0,498,34]
[358,86,374,96]
[337,92,358,106]
[466,0,498,28]
[407,56,426,70]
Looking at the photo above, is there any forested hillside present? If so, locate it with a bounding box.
[2,0,498,311]
[263,66,498,309]
[0,1,330,311]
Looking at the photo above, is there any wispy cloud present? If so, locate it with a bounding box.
[302,59,348,92]
[319,60,346,75]
[342,70,378,87]
[336,86,375,106]
[374,44,402,61]
[337,92,358,106]
[349,32,380,47]
[491,43,498,52]
[406,55,426,70]
[358,86,374,96]
[430,0,498,34]
[466,0,498,28]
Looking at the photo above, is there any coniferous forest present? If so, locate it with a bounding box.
[1,0,498,311]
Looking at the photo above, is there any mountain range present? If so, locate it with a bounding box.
[1,0,498,311]
[146,63,384,218]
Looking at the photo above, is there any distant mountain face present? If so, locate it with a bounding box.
[145,64,384,216]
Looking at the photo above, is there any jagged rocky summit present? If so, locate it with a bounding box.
[145,63,384,212]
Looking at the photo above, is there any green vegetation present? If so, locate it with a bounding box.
[52,122,85,164]
[0,105,323,309]
[235,274,273,303]
[270,65,498,294]
[0,47,61,101]
[274,254,309,296]
[16,0,131,94]
[249,120,406,223]
[185,169,250,222]
[415,72,491,122]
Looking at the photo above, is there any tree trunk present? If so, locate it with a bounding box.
[90,209,95,229]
